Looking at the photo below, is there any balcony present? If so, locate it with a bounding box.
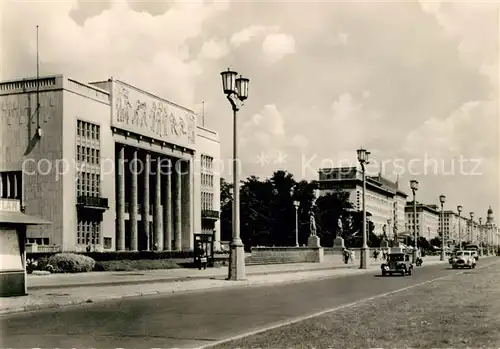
[201,210,219,221]
[77,196,109,211]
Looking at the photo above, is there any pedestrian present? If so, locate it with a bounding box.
[374,249,379,261]
[350,249,356,263]
[343,248,350,264]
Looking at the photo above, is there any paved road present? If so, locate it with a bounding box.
[0,262,478,349]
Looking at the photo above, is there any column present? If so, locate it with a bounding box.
[143,153,151,251]
[154,156,163,251]
[163,160,172,250]
[174,159,182,251]
[0,173,3,198]
[181,160,192,249]
[116,145,126,251]
[130,149,138,251]
[6,174,10,198]
[13,174,17,198]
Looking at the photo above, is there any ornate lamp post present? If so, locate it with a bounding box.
[357,147,370,269]
[293,200,300,247]
[439,195,446,261]
[220,68,249,281]
[410,180,419,263]
[469,212,475,244]
[478,217,483,256]
[457,205,463,250]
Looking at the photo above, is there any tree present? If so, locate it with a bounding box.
[220,178,233,242]
[315,191,353,247]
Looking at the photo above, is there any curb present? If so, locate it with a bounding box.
[28,264,366,291]
[0,261,452,316]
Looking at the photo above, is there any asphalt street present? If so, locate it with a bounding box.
[0,262,489,349]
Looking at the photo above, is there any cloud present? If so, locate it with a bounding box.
[2,0,229,106]
[261,33,296,63]
[230,25,270,46]
[199,38,229,60]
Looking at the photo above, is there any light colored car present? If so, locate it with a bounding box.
[452,250,476,269]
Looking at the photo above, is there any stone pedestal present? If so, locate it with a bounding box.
[308,235,321,248]
[228,239,246,281]
[333,236,345,249]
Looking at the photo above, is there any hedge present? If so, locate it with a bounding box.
[28,250,230,262]
[37,253,96,273]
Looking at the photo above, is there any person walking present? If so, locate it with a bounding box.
[343,248,350,264]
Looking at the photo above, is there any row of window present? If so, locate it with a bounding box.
[77,120,100,140]
[77,173,101,197]
[77,220,101,245]
[201,191,214,211]
[201,173,214,188]
[0,171,21,199]
[26,238,50,245]
[201,155,214,171]
[77,146,100,165]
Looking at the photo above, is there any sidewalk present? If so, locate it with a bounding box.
[27,254,370,290]
[0,256,445,315]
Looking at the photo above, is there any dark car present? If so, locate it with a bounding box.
[381,252,413,276]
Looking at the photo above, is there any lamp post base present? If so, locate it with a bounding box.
[227,239,246,281]
[359,246,369,269]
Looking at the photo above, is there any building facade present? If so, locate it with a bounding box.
[317,167,408,236]
[404,203,439,240]
[0,75,221,252]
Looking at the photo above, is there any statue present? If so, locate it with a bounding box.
[337,215,344,238]
[309,210,317,236]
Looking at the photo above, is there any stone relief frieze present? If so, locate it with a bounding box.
[113,84,196,146]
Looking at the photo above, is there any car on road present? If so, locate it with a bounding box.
[381,248,413,276]
[452,250,476,269]
[448,252,457,265]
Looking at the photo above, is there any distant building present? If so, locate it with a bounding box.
[405,202,439,240]
[0,75,221,252]
[317,167,407,236]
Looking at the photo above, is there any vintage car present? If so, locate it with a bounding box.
[448,252,457,265]
[452,250,476,269]
[381,248,413,276]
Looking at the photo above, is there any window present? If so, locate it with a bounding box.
[76,120,101,198]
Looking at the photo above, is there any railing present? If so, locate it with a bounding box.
[77,196,109,209]
[201,210,220,220]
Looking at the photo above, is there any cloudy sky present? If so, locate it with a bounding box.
[2,0,499,220]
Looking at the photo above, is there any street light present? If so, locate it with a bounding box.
[469,212,474,243]
[410,180,419,263]
[293,201,300,247]
[439,195,446,261]
[220,68,250,281]
[357,147,370,269]
[479,217,483,256]
[457,205,463,250]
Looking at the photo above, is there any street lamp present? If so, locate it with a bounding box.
[439,195,446,261]
[469,212,474,243]
[457,205,463,250]
[220,68,250,281]
[357,147,370,269]
[410,180,419,263]
[479,217,483,256]
[293,201,300,247]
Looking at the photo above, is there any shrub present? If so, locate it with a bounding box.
[38,253,95,273]
[94,259,181,272]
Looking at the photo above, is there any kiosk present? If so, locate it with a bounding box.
[194,230,215,268]
[0,199,51,297]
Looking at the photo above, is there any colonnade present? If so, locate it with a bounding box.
[115,144,191,251]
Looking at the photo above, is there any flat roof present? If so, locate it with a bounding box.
[0,211,52,225]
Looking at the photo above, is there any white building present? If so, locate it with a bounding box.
[0,75,221,252]
[317,167,408,236]
[405,202,439,240]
